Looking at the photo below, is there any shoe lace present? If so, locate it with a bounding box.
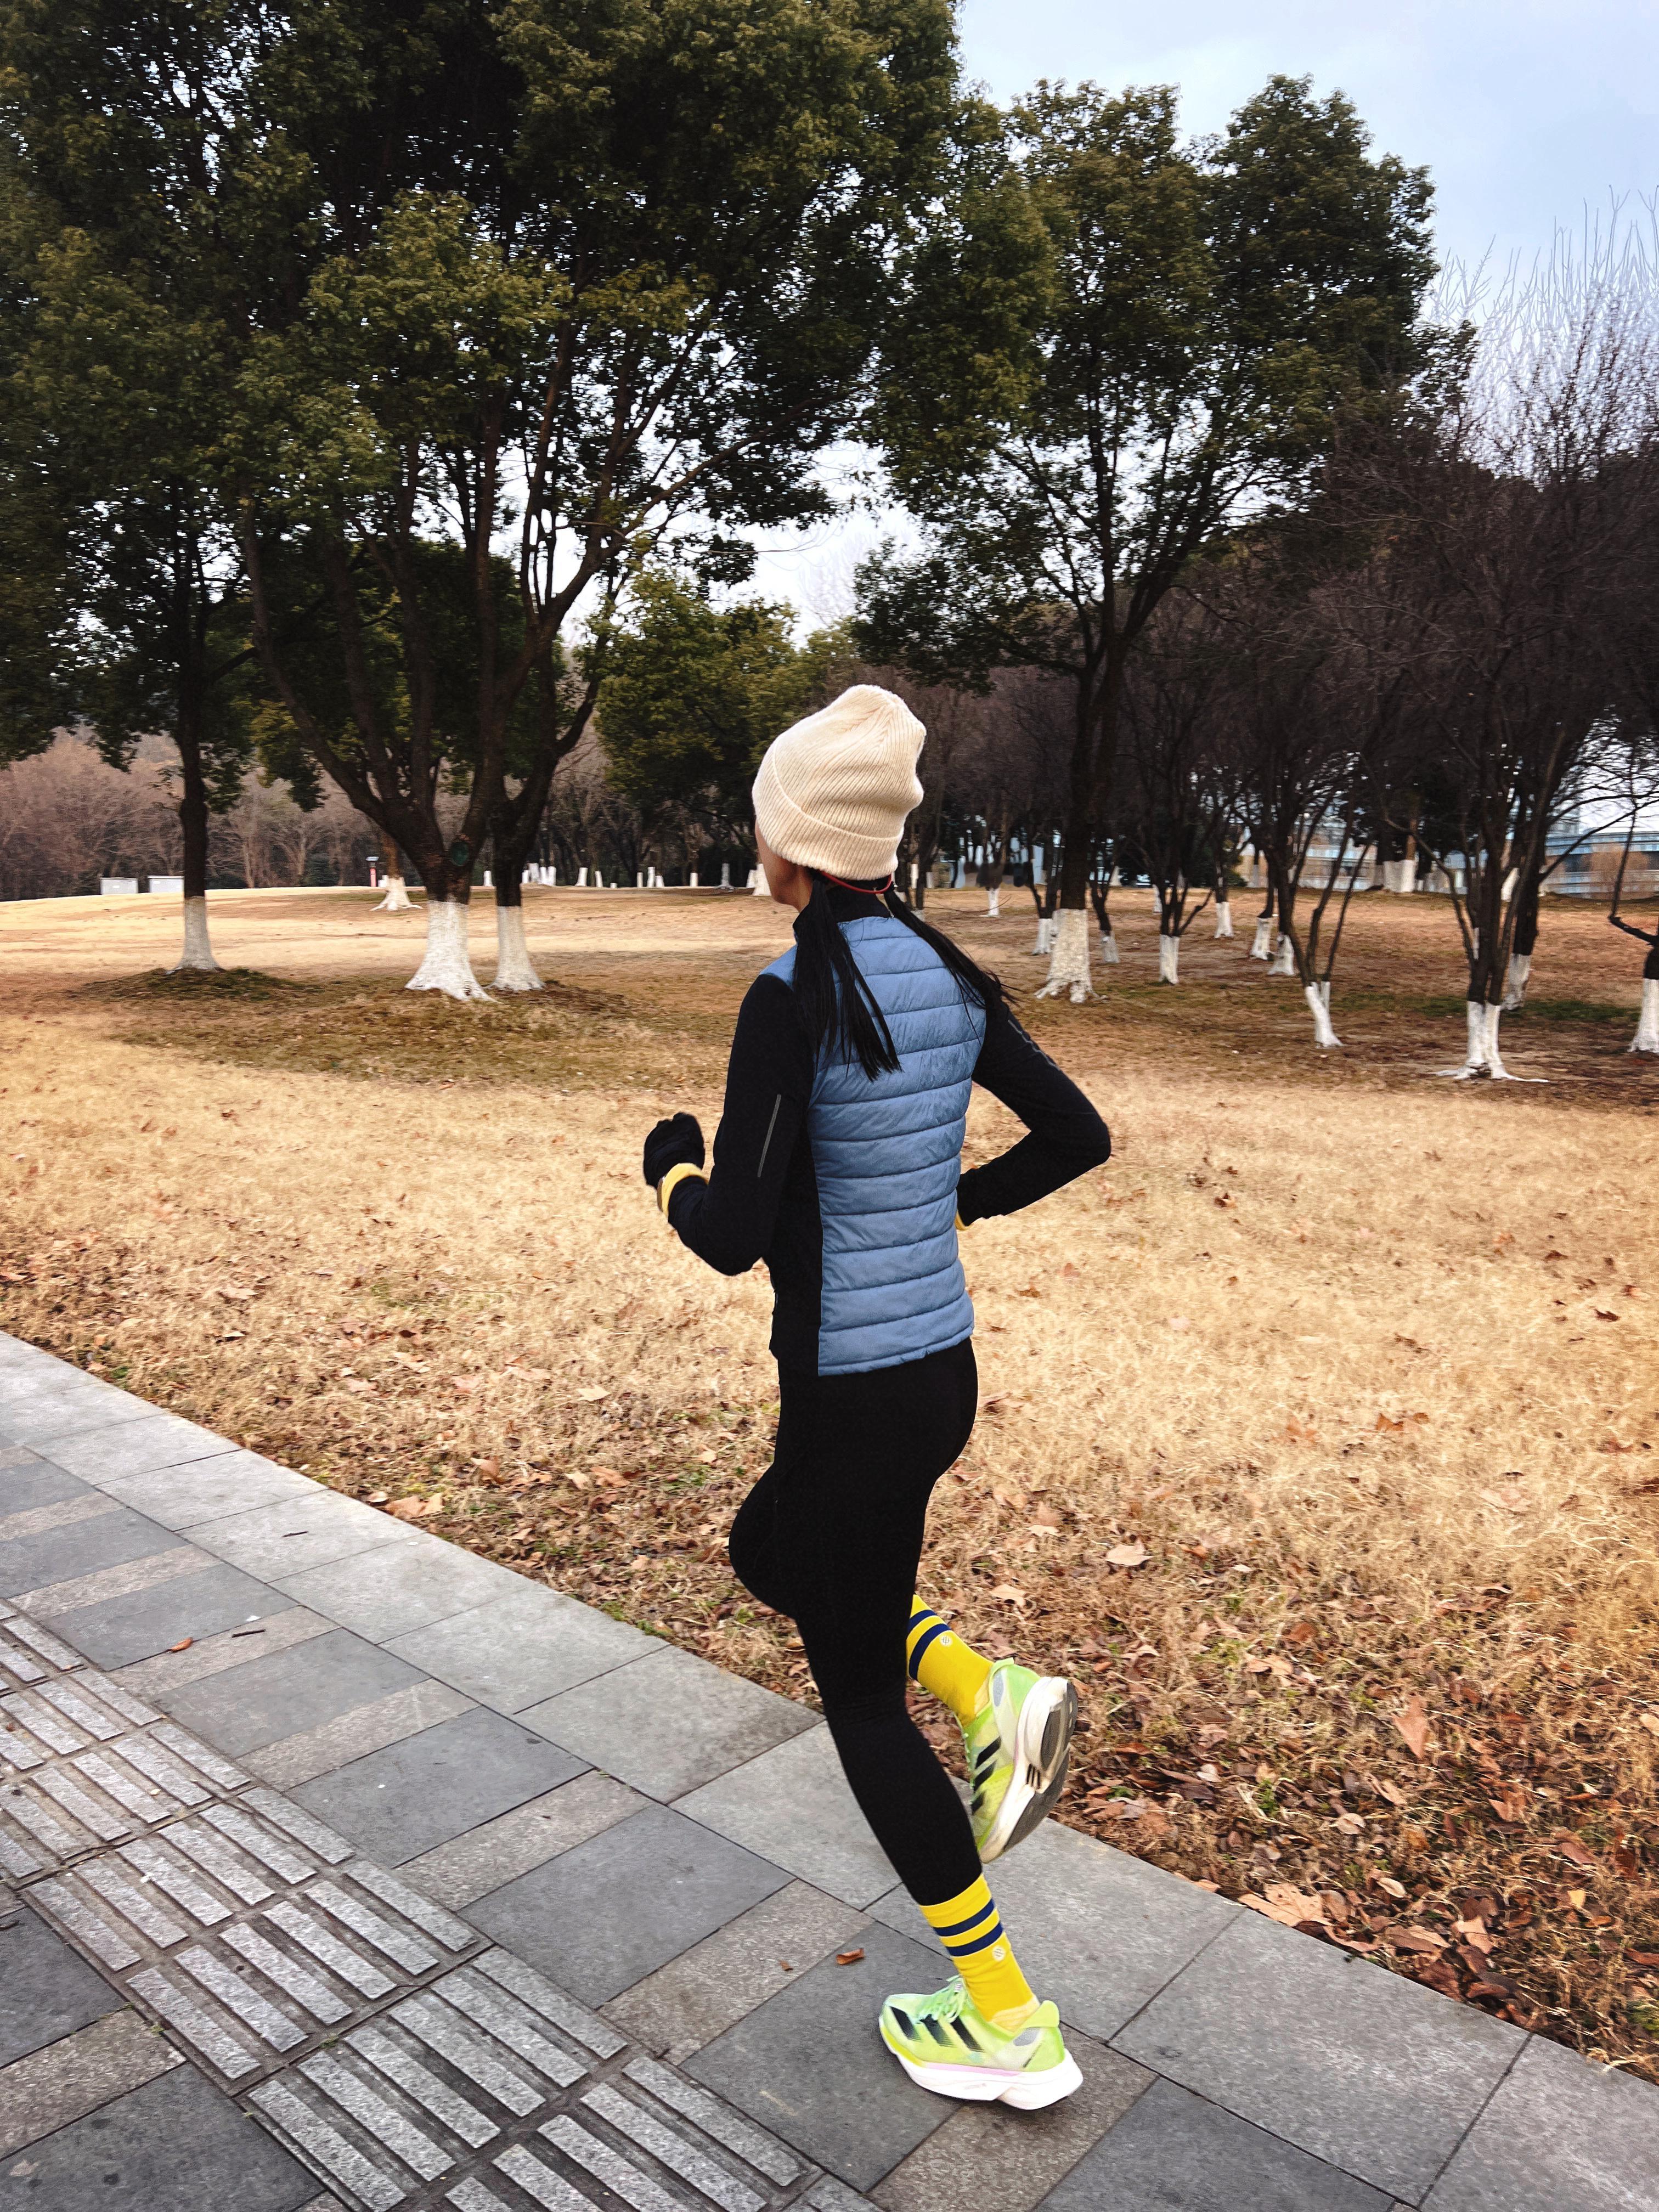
[910,1979,970,2025]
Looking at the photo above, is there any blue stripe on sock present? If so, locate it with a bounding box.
[932,1898,996,1939]
[906,1619,951,1679]
[944,1920,1006,1957]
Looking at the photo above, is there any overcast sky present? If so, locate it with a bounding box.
[752,1,1657,616]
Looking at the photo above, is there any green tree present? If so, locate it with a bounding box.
[227,0,960,995]
[597,571,812,849]
[860,72,1437,999]
[0,0,317,963]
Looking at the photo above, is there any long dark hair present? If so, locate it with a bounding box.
[793,872,1006,1079]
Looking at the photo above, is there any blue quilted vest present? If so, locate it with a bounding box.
[766,913,985,1375]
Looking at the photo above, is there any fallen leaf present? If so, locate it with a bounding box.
[1567,1887,1588,1911]
[987,1582,1028,1610]
[366,1490,389,1504]
[1487,1780,1529,1824]
[1391,1927,1448,1955]
[1392,1696,1431,1760]
[1638,1714,1659,1740]
[387,1494,444,1521]
[575,1386,610,1402]
[1376,1778,1409,1808]
[1453,1917,1492,1954]
[836,1949,865,1966]
[1553,1836,1598,1871]
[1242,1884,1325,1928]
[1593,1309,1619,1322]
[1374,1874,1408,1899]
[1105,1541,1149,1569]
[167,1638,193,1653]
[1334,1812,1366,1836]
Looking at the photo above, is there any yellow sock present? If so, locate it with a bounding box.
[906,1601,993,1725]
[920,1875,1036,2023]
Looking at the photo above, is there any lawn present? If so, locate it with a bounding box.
[2,881,1656,2078]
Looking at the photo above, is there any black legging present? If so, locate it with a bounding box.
[727,1336,982,1908]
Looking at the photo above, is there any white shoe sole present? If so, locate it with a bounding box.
[978,1674,1077,1863]
[887,2043,1085,2109]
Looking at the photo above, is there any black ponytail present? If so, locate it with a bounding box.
[793,872,1006,1080]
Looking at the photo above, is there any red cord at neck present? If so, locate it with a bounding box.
[819,871,894,897]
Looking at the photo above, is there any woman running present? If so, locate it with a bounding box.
[642,685,1111,2109]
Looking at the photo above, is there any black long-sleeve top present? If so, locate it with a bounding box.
[667,889,1112,1369]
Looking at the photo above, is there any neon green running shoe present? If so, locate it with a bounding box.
[879,1977,1082,2108]
[965,1660,1078,1862]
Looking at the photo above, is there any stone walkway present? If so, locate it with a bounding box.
[0,1330,1652,2211]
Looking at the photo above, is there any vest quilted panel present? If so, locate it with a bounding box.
[766,915,984,1375]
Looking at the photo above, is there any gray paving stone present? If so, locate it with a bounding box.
[387,1581,660,1711]
[287,1705,586,1864]
[0,1495,117,1551]
[98,1451,317,1528]
[0,2049,318,2210]
[873,2029,1151,2212]
[1112,1911,1526,2203]
[0,1903,122,2066]
[38,1413,236,1485]
[154,1627,425,1756]
[0,2009,181,2158]
[278,1535,528,1643]
[605,1879,871,2064]
[0,1457,95,1515]
[12,1543,217,1621]
[0,1504,188,1600]
[248,1677,475,1788]
[403,1770,646,1910]
[874,1818,1238,2044]
[46,1561,296,1670]
[187,1490,421,1581]
[675,1726,898,1908]
[467,1801,792,2006]
[1035,2074,1393,2211]
[522,1643,817,1802]
[686,1921,953,2190]
[0,1390,161,1451]
[1423,2032,1659,2210]
[113,1607,334,1699]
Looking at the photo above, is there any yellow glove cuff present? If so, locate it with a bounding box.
[658,1161,706,1215]
[955,1209,967,1231]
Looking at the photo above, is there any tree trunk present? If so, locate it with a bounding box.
[170,721,220,974]
[985,885,1000,918]
[1304,979,1341,1048]
[374,842,415,912]
[1158,933,1180,984]
[1035,905,1093,1000]
[1250,910,1273,960]
[1632,975,1659,1054]
[1502,952,1531,1011]
[493,903,543,992]
[1268,931,1296,976]
[1214,899,1234,939]
[408,896,490,1000]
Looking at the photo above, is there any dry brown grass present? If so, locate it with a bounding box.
[2,882,1657,2075]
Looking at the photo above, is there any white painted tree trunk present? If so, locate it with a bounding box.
[1631,977,1659,1053]
[752,868,769,896]
[1030,914,1055,956]
[1381,857,1418,895]
[1250,916,1273,960]
[1214,900,1234,939]
[1503,951,1531,1010]
[493,905,544,992]
[1268,933,1296,975]
[1098,927,1120,964]
[1036,906,1094,1001]
[1305,980,1341,1047]
[1441,998,1539,1080]
[170,895,221,973]
[407,898,490,1000]
[720,864,731,888]
[985,887,1000,918]
[689,872,698,887]
[1158,933,1180,984]
[374,874,414,913]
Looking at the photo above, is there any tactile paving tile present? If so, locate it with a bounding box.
[247,1953,825,2212]
[0,1659,250,1880]
[0,1610,86,1690]
[25,1788,484,2090]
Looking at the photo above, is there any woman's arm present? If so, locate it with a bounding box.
[661,973,812,1274]
[956,1003,1111,1224]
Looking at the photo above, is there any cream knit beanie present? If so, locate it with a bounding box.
[752,685,926,880]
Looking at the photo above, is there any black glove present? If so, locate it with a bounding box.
[643,1112,705,1187]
